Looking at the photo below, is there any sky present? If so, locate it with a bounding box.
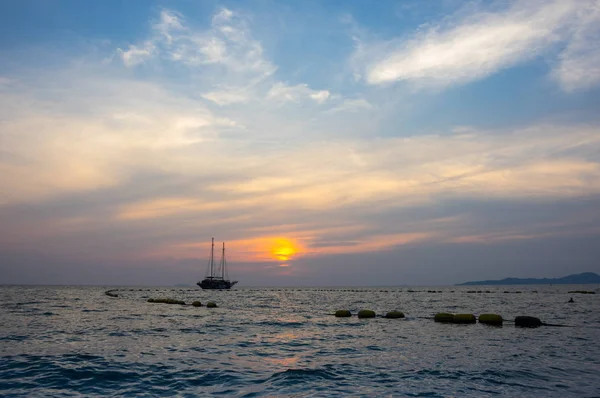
[1,0,600,286]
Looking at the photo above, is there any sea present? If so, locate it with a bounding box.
[1,285,599,397]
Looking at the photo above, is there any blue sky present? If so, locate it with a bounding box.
[1,0,600,286]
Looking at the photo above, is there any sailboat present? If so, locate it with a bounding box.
[197,238,238,290]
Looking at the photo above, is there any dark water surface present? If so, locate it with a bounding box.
[1,285,599,397]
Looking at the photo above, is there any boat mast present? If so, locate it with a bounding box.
[221,242,225,279]
[210,237,214,278]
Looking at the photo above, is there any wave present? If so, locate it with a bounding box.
[0,355,243,395]
[268,366,345,383]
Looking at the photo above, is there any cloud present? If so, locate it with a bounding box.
[267,82,330,104]
[0,70,244,205]
[118,7,343,109]
[0,77,13,86]
[310,90,331,104]
[117,41,156,67]
[145,8,275,77]
[326,98,373,113]
[552,1,600,91]
[358,0,600,91]
[4,56,598,259]
[202,89,248,105]
[154,9,185,44]
[2,53,599,218]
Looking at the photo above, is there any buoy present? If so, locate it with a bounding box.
[334,310,352,317]
[147,298,155,303]
[148,298,185,305]
[453,314,476,324]
[357,310,376,318]
[206,302,218,308]
[478,313,503,325]
[434,313,454,323]
[192,301,202,307]
[384,311,405,319]
[514,316,542,328]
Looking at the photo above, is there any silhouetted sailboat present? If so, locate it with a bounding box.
[197,238,238,290]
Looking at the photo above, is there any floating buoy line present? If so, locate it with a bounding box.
[333,310,572,328]
[105,288,598,295]
[103,288,597,328]
[332,310,575,328]
[104,289,219,308]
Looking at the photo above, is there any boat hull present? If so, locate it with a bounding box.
[197,278,238,290]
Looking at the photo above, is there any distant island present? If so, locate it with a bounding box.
[457,272,600,286]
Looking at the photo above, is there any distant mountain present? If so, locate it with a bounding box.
[456,272,600,286]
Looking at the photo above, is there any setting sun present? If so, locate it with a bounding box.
[271,238,299,261]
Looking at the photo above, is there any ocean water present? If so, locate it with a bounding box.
[1,285,599,397]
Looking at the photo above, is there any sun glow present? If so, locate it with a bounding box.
[271,238,300,261]
[167,236,307,263]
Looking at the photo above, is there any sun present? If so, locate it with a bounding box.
[271,238,299,261]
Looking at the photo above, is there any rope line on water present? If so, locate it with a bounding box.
[105,289,600,328]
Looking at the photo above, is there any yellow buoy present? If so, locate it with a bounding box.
[357,310,376,318]
[192,301,202,307]
[452,314,476,324]
[478,313,503,325]
[434,313,454,323]
[206,302,218,308]
[335,310,352,317]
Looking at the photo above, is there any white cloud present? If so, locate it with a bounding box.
[117,8,276,79]
[326,98,373,113]
[116,7,300,108]
[154,9,185,44]
[113,7,345,110]
[310,90,331,104]
[161,7,275,78]
[359,0,599,91]
[267,82,330,104]
[552,2,600,91]
[118,41,156,67]
[202,89,248,105]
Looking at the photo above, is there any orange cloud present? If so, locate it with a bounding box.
[233,236,306,262]
[308,232,432,256]
[164,235,308,263]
